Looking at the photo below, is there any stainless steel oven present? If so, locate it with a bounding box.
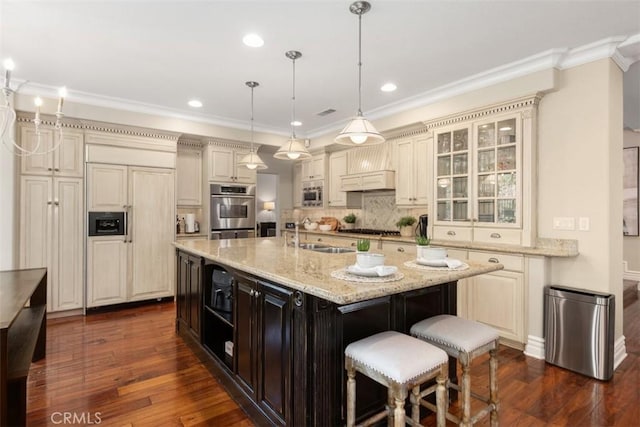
[302,181,323,207]
[210,183,255,239]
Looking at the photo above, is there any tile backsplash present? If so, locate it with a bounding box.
[281,191,427,230]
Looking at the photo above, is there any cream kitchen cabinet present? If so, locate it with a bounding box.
[465,251,525,347]
[19,175,84,312]
[20,126,84,178]
[86,164,175,307]
[429,95,539,247]
[395,135,429,206]
[207,145,256,184]
[327,151,347,207]
[177,147,202,206]
[293,162,303,208]
[301,153,325,181]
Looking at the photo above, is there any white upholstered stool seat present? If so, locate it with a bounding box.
[345,331,449,427]
[411,315,500,427]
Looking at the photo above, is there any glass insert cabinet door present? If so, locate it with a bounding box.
[474,117,519,225]
[436,127,471,222]
[434,115,520,227]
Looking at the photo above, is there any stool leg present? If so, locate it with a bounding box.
[411,385,420,424]
[393,392,405,427]
[461,361,472,427]
[388,388,394,427]
[489,346,499,427]
[436,365,447,427]
[347,366,356,427]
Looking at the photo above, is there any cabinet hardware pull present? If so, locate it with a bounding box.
[317,238,322,242]
[54,200,59,206]
[294,291,304,307]
[351,242,356,246]
[447,231,456,236]
[490,233,501,239]
[254,291,261,298]
[54,168,60,171]
[47,168,53,171]
[488,257,499,263]
[47,201,52,205]
[397,247,405,252]
[249,289,255,297]
[184,260,189,265]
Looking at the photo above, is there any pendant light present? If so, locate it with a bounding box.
[238,81,268,170]
[335,1,385,146]
[274,50,311,160]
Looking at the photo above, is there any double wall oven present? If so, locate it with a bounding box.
[210,184,255,239]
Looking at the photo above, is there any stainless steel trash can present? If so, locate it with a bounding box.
[544,285,615,380]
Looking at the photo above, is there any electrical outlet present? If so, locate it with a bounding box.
[579,217,590,231]
[553,217,575,230]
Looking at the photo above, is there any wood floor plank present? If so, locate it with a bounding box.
[25,295,639,426]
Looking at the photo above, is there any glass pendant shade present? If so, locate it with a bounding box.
[334,114,385,145]
[275,50,311,161]
[273,137,311,160]
[239,80,267,170]
[335,1,385,146]
[239,149,267,170]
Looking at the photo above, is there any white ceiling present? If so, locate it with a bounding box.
[2,1,640,139]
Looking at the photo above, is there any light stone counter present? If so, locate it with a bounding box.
[298,230,579,257]
[174,237,504,305]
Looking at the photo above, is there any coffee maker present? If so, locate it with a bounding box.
[416,214,428,238]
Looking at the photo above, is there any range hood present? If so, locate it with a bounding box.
[341,170,395,192]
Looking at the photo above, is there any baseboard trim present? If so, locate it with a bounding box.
[614,335,628,370]
[623,261,640,285]
[524,335,545,359]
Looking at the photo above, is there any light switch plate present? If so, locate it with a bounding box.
[553,217,575,230]
[579,217,590,231]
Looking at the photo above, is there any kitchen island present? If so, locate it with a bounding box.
[174,237,503,426]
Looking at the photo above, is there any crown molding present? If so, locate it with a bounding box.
[309,34,640,139]
[206,138,260,151]
[422,93,543,130]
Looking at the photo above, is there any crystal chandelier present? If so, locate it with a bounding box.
[1,58,68,156]
[274,50,311,160]
[238,81,268,170]
[335,1,385,146]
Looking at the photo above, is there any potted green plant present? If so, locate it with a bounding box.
[356,238,370,252]
[396,216,417,237]
[415,235,447,260]
[342,213,357,230]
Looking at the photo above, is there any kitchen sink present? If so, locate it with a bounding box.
[297,243,355,253]
[311,247,355,254]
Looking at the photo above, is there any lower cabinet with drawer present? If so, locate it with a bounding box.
[465,251,525,348]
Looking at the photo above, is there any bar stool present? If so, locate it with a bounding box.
[410,315,500,427]
[345,330,449,427]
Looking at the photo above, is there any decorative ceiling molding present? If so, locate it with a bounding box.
[206,138,260,151]
[383,122,430,142]
[422,93,543,130]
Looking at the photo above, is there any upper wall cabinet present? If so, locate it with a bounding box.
[20,126,84,177]
[301,154,325,181]
[177,145,203,206]
[427,94,541,247]
[395,135,429,206]
[206,143,256,184]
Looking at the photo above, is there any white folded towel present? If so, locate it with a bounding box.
[445,258,463,269]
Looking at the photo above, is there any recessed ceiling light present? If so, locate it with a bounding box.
[380,82,397,92]
[291,121,302,127]
[188,99,203,108]
[243,33,264,47]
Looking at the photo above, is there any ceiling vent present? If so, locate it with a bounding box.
[316,108,336,117]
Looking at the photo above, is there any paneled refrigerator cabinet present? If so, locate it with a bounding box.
[87,164,175,307]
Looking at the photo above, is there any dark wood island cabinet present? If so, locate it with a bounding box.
[174,239,502,426]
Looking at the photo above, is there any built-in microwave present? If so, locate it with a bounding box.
[88,212,126,236]
[302,182,323,207]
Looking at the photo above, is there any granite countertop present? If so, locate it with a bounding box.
[174,238,503,305]
[297,230,579,258]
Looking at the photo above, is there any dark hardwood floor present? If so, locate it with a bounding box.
[26,291,640,426]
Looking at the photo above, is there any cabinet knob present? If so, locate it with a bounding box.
[184,259,189,265]
[447,230,456,236]
[294,291,304,307]
[397,247,405,252]
[254,291,261,298]
[47,201,52,205]
[490,233,501,239]
[54,168,60,172]
[54,200,59,206]
[317,238,322,242]
[249,289,255,297]
[488,257,500,263]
